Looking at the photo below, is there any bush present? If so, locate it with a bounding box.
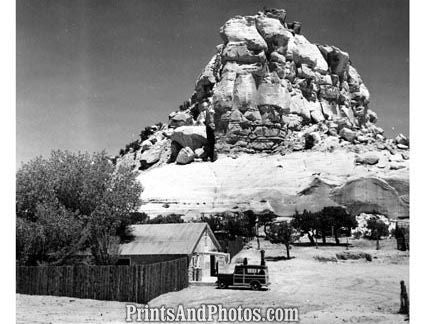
[336,251,372,261]
[313,255,338,263]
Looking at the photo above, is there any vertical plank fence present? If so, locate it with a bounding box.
[16,257,188,304]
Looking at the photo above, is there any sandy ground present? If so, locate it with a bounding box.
[16,238,409,323]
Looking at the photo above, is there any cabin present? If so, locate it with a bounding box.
[118,223,230,282]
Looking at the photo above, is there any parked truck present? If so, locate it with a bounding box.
[216,264,270,290]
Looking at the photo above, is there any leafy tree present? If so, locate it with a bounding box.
[257,211,278,226]
[16,217,45,265]
[16,150,142,265]
[320,207,357,245]
[291,210,319,246]
[291,207,356,246]
[264,221,300,259]
[146,214,184,224]
[366,218,389,250]
[199,215,223,233]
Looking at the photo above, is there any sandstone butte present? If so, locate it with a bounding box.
[115,8,409,221]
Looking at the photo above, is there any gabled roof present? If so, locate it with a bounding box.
[119,222,221,255]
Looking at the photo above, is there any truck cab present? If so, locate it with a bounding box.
[216,264,270,290]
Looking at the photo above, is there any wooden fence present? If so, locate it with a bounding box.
[16,257,188,304]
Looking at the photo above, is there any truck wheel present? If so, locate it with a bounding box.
[218,281,227,289]
[250,281,260,290]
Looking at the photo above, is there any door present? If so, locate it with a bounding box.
[210,255,217,276]
[233,266,244,285]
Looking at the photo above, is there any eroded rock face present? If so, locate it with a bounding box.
[115,8,409,222]
[164,8,380,151]
[137,151,409,220]
[330,177,409,219]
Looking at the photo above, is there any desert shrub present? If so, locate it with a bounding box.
[336,251,372,261]
[124,140,141,153]
[313,255,337,262]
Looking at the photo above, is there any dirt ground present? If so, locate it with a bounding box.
[16,238,409,323]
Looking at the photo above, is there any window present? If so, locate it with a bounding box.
[116,258,130,265]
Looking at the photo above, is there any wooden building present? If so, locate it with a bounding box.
[118,223,229,282]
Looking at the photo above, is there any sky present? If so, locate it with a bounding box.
[16,0,409,166]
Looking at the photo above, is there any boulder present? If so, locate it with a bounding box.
[356,83,371,103]
[347,65,362,92]
[319,45,349,76]
[171,126,207,151]
[366,110,378,124]
[281,114,303,130]
[288,35,328,73]
[255,15,293,54]
[339,127,356,142]
[168,111,193,128]
[140,147,162,169]
[270,51,286,64]
[320,100,339,119]
[397,144,409,150]
[176,147,195,165]
[395,133,409,146]
[141,139,153,151]
[356,135,368,143]
[220,16,268,51]
[355,152,380,165]
[297,64,317,80]
[289,93,311,121]
[194,147,205,159]
[319,85,340,100]
[307,100,325,123]
[340,106,356,125]
[390,162,406,170]
[221,61,265,76]
[263,8,287,23]
[229,109,248,125]
[244,107,262,122]
[222,42,266,64]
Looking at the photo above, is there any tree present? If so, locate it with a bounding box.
[198,214,223,233]
[264,221,299,259]
[366,218,389,250]
[146,214,184,224]
[16,150,142,265]
[320,207,357,245]
[291,210,319,246]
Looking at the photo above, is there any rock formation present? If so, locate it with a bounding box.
[115,8,409,220]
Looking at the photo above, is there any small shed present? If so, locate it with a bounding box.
[118,223,229,282]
